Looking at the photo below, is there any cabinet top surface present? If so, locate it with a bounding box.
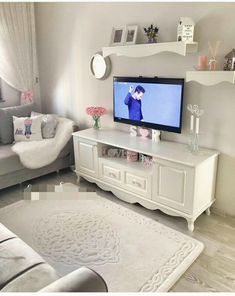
[73,128,219,167]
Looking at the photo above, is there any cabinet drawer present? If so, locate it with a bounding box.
[99,161,123,186]
[124,171,151,198]
[103,165,121,181]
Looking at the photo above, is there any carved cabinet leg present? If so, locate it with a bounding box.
[205,207,211,216]
[187,220,195,232]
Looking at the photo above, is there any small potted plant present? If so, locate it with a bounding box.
[144,24,159,43]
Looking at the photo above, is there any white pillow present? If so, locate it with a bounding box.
[31,111,58,139]
[13,115,43,142]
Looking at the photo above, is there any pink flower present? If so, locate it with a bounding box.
[86,107,107,118]
[21,90,33,105]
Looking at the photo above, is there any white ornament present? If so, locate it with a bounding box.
[130,126,137,137]
[195,117,200,134]
[177,17,195,42]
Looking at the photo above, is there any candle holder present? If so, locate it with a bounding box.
[192,133,199,153]
[187,104,204,154]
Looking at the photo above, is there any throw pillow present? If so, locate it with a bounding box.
[13,115,43,142]
[31,111,58,139]
[0,103,35,144]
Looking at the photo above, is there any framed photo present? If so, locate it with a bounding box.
[110,27,126,46]
[124,25,138,45]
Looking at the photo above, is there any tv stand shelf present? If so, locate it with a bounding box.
[73,128,219,232]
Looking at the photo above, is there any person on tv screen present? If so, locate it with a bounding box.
[124,85,145,121]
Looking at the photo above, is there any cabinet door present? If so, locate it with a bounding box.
[153,159,195,214]
[74,138,98,177]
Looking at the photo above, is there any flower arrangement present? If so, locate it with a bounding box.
[144,24,159,43]
[86,106,107,129]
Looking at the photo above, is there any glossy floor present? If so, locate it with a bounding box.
[0,169,234,292]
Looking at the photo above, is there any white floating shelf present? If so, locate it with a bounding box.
[102,41,198,58]
[186,71,235,86]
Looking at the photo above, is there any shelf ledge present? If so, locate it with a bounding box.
[186,71,235,86]
[102,41,198,58]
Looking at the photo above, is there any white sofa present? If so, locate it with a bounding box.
[0,103,77,190]
[0,223,108,292]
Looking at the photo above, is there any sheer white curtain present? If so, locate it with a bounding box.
[0,3,40,106]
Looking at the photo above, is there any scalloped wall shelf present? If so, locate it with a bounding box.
[102,41,198,58]
[186,71,235,86]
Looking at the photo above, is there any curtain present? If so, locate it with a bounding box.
[0,3,39,105]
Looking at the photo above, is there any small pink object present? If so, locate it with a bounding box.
[24,118,32,125]
[21,90,33,105]
[127,151,138,162]
[198,56,207,70]
[209,59,217,71]
[139,128,150,138]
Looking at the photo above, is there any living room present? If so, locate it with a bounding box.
[0,1,235,293]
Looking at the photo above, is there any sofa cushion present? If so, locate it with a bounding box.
[1,263,58,292]
[0,237,46,290]
[0,103,34,144]
[0,144,24,176]
[0,223,16,242]
[0,141,71,177]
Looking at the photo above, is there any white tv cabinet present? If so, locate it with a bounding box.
[73,128,219,231]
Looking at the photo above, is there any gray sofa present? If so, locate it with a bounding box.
[0,223,108,292]
[0,104,76,190]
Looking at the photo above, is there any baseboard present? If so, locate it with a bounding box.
[211,205,235,219]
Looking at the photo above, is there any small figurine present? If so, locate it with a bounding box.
[208,41,220,71]
[224,49,235,71]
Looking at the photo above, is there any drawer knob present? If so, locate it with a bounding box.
[132,180,141,187]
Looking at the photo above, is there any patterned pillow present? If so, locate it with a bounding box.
[13,115,43,142]
[31,111,58,139]
[0,103,35,144]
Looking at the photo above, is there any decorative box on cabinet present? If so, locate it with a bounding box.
[73,128,219,232]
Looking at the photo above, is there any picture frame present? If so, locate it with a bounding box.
[110,27,126,46]
[124,25,138,45]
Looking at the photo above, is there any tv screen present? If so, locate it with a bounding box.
[113,76,184,133]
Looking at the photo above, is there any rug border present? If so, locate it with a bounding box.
[158,241,204,291]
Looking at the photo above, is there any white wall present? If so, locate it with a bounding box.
[35,2,235,217]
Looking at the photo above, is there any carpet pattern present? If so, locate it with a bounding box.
[32,211,120,265]
[0,193,204,292]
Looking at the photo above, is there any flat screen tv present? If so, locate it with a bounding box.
[113,76,184,133]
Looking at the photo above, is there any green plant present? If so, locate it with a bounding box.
[144,24,159,40]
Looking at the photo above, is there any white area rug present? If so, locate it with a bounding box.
[0,192,203,292]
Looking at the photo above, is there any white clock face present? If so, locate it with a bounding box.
[90,52,111,80]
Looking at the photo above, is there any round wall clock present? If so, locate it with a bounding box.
[90,52,111,80]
